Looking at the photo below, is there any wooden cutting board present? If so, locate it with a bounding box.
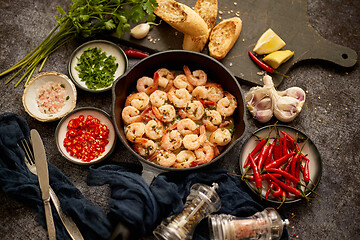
[115,0,357,87]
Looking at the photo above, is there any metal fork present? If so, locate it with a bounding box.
[18,138,84,240]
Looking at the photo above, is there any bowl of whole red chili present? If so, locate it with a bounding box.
[55,107,116,165]
[239,125,322,205]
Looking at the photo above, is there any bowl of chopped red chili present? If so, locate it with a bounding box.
[239,125,322,205]
[55,107,116,165]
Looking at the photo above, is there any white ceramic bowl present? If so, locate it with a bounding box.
[22,71,77,122]
[68,40,128,92]
[55,107,116,165]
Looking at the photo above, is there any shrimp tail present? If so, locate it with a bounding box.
[152,106,163,120]
[163,79,174,92]
[145,72,159,95]
[141,107,155,122]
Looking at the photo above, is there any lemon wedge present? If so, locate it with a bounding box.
[263,50,294,69]
[253,29,286,55]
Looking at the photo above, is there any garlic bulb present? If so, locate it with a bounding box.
[245,75,306,123]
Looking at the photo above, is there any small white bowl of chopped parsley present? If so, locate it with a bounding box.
[22,71,77,122]
[68,40,128,92]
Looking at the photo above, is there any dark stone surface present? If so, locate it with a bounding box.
[0,0,359,239]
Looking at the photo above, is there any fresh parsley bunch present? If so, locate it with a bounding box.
[1,0,157,87]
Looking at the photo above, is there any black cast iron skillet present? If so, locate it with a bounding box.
[112,50,246,184]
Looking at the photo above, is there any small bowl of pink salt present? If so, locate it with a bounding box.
[22,71,77,122]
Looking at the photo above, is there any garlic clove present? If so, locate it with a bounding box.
[278,87,306,104]
[245,84,273,123]
[130,23,151,39]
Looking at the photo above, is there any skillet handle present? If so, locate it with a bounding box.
[141,162,165,186]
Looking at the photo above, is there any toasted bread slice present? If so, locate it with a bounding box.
[154,0,208,36]
[182,0,218,52]
[208,17,242,60]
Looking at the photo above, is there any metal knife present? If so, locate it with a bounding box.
[31,129,56,240]
[49,187,84,240]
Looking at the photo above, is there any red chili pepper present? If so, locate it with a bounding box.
[257,143,271,170]
[263,142,275,167]
[265,168,300,184]
[125,50,149,59]
[262,173,282,180]
[278,189,287,209]
[248,51,290,78]
[256,127,274,169]
[302,156,310,184]
[290,137,309,178]
[243,173,281,181]
[270,182,282,198]
[265,187,271,200]
[243,138,267,168]
[264,152,296,169]
[281,130,300,152]
[282,135,288,156]
[250,155,262,196]
[201,100,216,108]
[267,173,304,197]
[272,137,283,160]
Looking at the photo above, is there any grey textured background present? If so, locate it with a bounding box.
[0,0,359,239]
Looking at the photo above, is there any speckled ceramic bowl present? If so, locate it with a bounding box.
[22,71,77,122]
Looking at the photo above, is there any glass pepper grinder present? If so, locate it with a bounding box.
[208,207,289,240]
[153,183,221,240]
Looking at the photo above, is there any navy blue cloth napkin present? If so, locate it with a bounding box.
[0,113,112,240]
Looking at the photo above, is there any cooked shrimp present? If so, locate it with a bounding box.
[183,65,207,86]
[177,118,197,136]
[136,72,159,95]
[134,138,157,158]
[152,105,176,123]
[203,110,222,132]
[192,86,208,100]
[209,128,232,146]
[205,83,224,103]
[125,92,150,111]
[145,119,164,140]
[180,100,205,121]
[193,142,214,165]
[173,150,196,168]
[167,87,191,108]
[173,74,194,92]
[150,90,168,107]
[156,68,174,90]
[157,68,175,81]
[153,149,176,167]
[217,92,237,117]
[122,106,143,125]
[183,125,206,150]
[161,123,183,151]
[125,122,146,142]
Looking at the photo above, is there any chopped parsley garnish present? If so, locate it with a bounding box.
[75,47,118,90]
